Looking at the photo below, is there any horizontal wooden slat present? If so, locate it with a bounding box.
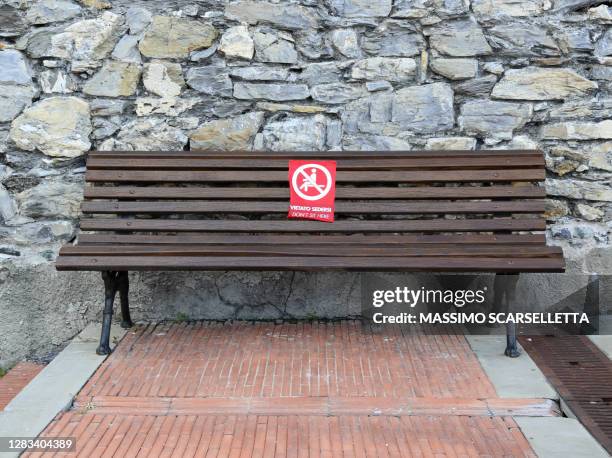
[85,169,545,183]
[79,218,546,233]
[80,200,545,215]
[86,156,543,171]
[76,233,547,246]
[87,150,543,159]
[54,255,565,272]
[60,244,563,258]
[83,185,546,200]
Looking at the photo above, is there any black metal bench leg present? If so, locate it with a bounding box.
[505,321,520,358]
[505,274,520,358]
[494,273,521,358]
[97,271,119,355]
[118,271,133,329]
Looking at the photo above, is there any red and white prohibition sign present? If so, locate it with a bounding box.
[288,160,337,222]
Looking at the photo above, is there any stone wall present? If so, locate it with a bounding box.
[0,0,611,365]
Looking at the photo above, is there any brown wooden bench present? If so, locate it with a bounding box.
[55,150,565,356]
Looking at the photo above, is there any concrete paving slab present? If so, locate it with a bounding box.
[516,417,609,458]
[589,336,612,360]
[559,398,578,420]
[0,323,125,457]
[466,335,557,399]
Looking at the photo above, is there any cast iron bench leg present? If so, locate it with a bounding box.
[97,271,119,355]
[505,321,519,358]
[494,273,521,358]
[118,271,133,329]
[505,273,520,358]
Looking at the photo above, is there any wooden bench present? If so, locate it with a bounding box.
[56,150,565,356]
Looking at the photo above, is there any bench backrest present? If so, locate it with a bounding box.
[81,149,546,236]
[59,149,566,272]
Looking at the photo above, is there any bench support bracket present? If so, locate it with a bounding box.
[493,274,521,358]
[97,271,132,355]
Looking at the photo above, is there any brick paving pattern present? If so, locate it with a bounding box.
[27,321,546,457]
[0,361,44,410]
[32,413,535,457]
[82,321,497,399]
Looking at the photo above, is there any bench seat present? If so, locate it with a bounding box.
[58,235,563,272]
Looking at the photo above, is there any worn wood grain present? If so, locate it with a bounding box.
[85,169,545,183]
[83,185,546,200]
[85,156,543,171]
[76,233,547,246]
[79,218,547,233]
[55,255,565,272]
[81,200,545,215]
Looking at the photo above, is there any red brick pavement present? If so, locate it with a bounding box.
[32,413,536,457]
[26,321,547,457]
[81,321,497,399]
[0,361,44,410]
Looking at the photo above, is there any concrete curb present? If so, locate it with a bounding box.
[0,324,126,457]
[468,335,609,456]
[589,336,612,360]
[516,417,609,458]
[465,335,557,399]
